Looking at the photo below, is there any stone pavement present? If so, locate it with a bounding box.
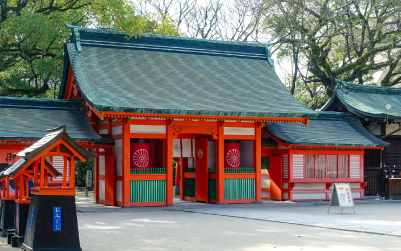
[172,205,401,237]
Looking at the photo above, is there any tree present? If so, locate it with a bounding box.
[0,0,179,97]
[263,0,401,107]
[132,0,265,42]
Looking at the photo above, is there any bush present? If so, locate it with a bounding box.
[75,158,94,187]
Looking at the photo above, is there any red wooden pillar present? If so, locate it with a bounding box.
[34,160,39,187]
[254,125,262,202]
[40,157,45,188]
[166,122,174,205]
[62,157,67,187]
[122,121,131,207]
[70,157,75,189]
[216,124,225,203]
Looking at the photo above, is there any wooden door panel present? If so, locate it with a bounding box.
[195,137,208,202]
[105,154,115,206]
[270,155,282,201]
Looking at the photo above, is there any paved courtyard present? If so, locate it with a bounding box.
[0,198,400,250]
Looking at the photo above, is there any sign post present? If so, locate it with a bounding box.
[85,170,93,197]
[327,183,355,214]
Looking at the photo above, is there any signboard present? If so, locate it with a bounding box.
[29,206,34,230]
[86,170,93,188]
[328,183,355,214]
[53,207,61,231]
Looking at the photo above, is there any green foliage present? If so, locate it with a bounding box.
[75,158,94,187]
[0,0,179,97]
[264,0,401,108]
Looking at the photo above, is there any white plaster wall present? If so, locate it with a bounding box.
[262,191,270,198]
[240,141,254,167]
[116,181,123,202]
[292,193,326,200]
[99,180,105,200]
[261,175,270,188]
[282,193,289,200]
[112,125,123,135]
[182,139,192,157]
[292,183,326,190]
[386,123,401,136]
[99,156,105,176]
[224,127,255,135]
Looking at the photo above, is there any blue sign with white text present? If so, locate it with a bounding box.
[53,207,61,231]
[29,206,34,230]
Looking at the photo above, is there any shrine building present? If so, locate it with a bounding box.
[322,79,401,199]
[262,112,389,201]
[58,25,318,207]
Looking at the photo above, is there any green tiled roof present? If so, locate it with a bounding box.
[0,97,101,142]
[321,79,401,120]
[60,25,317,119]
[264,112,390,147]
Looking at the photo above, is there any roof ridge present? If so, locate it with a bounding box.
[334,78,401,95]
[65,24,271,49]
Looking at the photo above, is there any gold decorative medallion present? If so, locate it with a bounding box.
[197,149,204,158]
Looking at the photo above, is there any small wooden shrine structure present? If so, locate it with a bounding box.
[262,112,389,201]
[322,80,401,199]
[0,170,16,237]
[4,125,95,251]
[59,24,318,207]
[0,159,61,247]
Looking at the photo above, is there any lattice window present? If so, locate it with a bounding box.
[304,155,315,178]
[327,155,338,179]
[338,155,349,178]
[315,155,326,178]
[302,154,349,179]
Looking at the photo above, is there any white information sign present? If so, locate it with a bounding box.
[327,183,355,214]
[86,170,93,188]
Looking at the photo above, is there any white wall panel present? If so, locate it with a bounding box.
[116,181,123,202]
[292,193,325,200]
[224,127,255,135]
[182,139,192,157]
[350,155,361,179]
[130,125,166,134]
[112,125,122,135]
[292,154,304,178]
[282,193,289,200]
[99,180,105,200]
[99,156,105,176]
[292,183,326,189]
[262,191,270,198]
